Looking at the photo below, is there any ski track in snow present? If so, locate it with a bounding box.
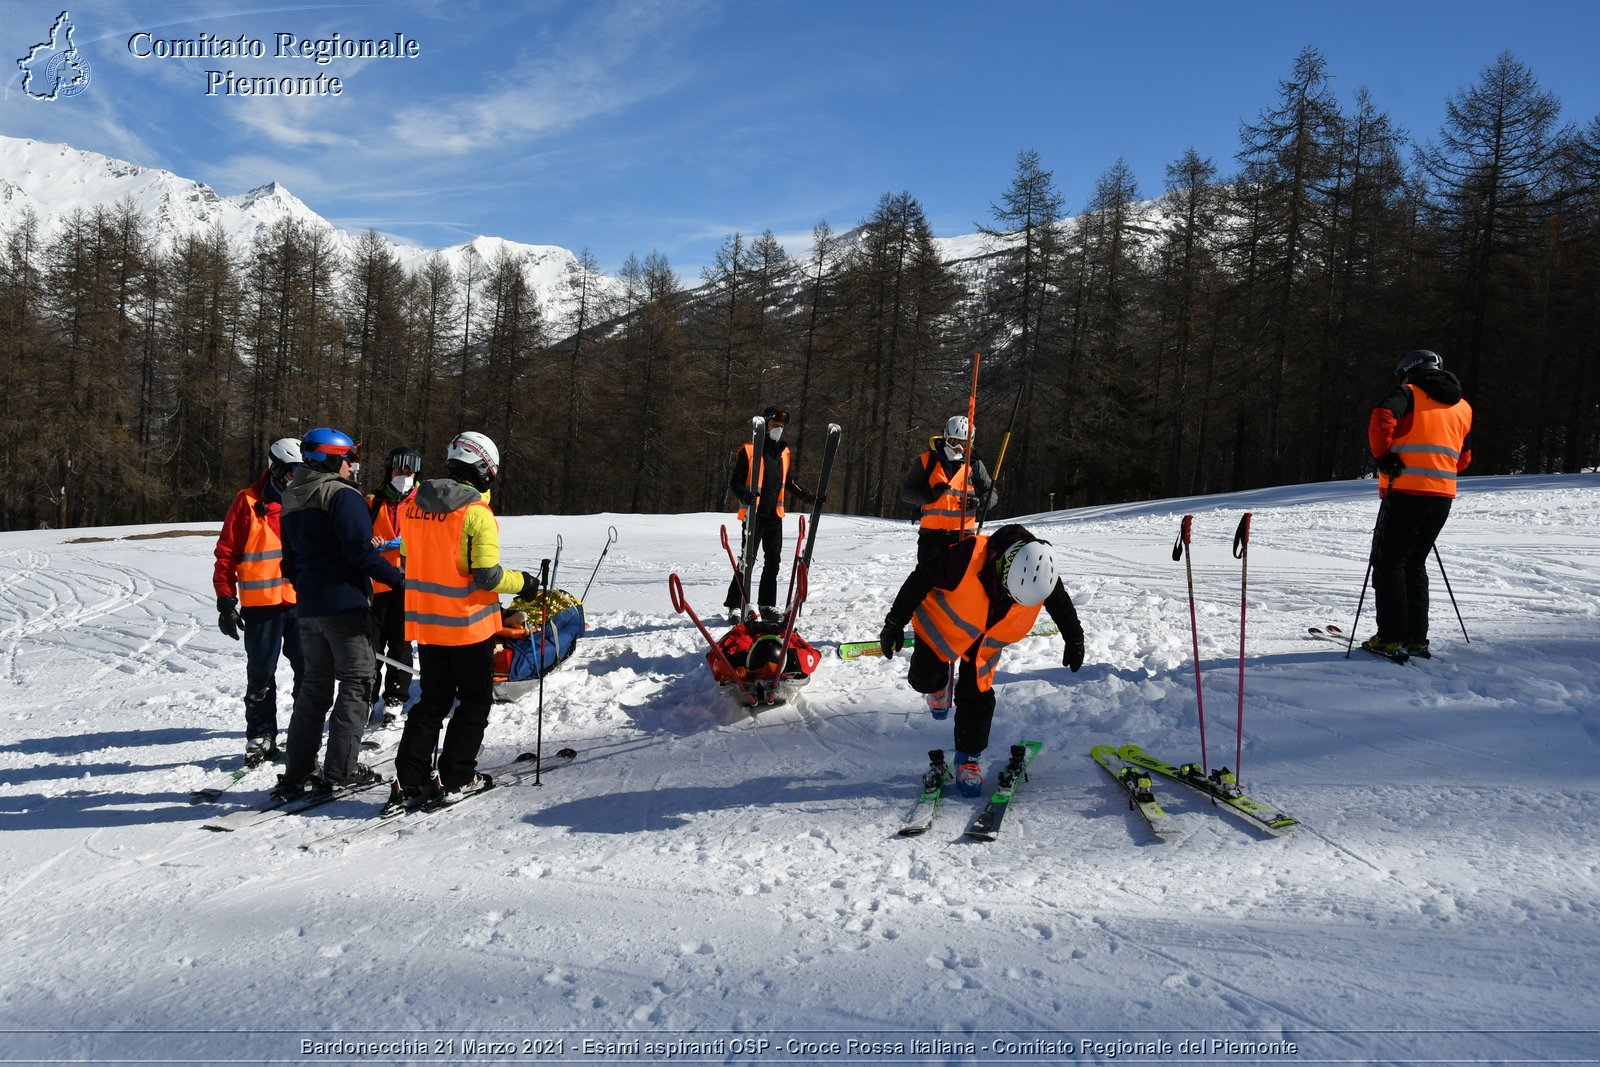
[1,478,1599,1063]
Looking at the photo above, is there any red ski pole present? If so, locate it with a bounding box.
[1232,512,1252,781]
[1172,515,1208,773]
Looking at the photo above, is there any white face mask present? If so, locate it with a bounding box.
[943,443,965,462]
[391,473,414,494]
[768,427,784,442]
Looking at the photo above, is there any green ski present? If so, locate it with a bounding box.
[964,741,1042,841]
[1117,744,1297,834]
[839,623,1059,660]
[1091,744,1179,841]
[897,749,952,837]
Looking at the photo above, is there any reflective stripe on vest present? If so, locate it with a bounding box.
[1383,385,1473,498]
[919,452,975,533]
[736,442,789,520]
[369,493,406,594]
[910,535,1041,692]
[237,489,295,609]
[402,499,501,646]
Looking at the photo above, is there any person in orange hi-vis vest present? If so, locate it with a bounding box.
[391,431,541,807]
[876,524,1086,797]
[366,445,421,727]
[723,406,814,623]
[900,414,998,564]
[212,437,305,766]
[1363,349,1474,659]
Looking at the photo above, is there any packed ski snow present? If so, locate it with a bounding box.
[2,475,1597,1064]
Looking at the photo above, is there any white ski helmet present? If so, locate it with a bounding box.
[447,431,500,482]
[944,415,970,442]
[998,539,1057,606]
[268,437,302,470]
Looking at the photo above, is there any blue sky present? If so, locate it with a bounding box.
[4,0,1598,278]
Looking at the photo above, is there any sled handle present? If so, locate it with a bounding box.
[668,572,689,614]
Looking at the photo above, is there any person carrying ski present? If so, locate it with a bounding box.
[1363,349,1473,659]
[275,428,406,800]
[367,445,421,726]
[877,523,1085,797]
[392,431,541,806]
[900,414,998,563]
[724,406,814,623]
[212,437,305,766]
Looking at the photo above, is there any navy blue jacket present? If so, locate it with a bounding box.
[280,469,406,618]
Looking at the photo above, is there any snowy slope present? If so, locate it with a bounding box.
[0,134,603,315]
[1,475,1598,1063]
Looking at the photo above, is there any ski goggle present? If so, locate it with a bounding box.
[310,441,362,463]
[763,409,789,425]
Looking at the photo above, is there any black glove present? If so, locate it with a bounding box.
[217,594,242,641]
[519,571,541,598]
[878,620,906,659]
[734,486,756,506]
[1376,452,1405,477]
[1063,633,1084,673]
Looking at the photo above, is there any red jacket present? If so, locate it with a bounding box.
[213,470,292,605]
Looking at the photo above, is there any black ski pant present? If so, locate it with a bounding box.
[724,512,784,612]
[241,603,301,743]
[916,528,964,565]
[907,639,997,757]
[368,588,413,705]
[284,609,373,783]
[396,638,495,792]
[1372,491,1453,645]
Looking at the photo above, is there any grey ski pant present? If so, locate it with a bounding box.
[284,609,374,782]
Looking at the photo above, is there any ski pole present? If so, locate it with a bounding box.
[1232,512,1252,781]
[1172,514,1209,773]
[1433,543,1470,644]
[579,525,619,603]
[781,514,806,619]
[534,557,550,786]
[958,351,981,537]
[374,649,415,679]
[1346,497,1388,658]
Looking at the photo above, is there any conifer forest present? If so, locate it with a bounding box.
[2,48,1596,531]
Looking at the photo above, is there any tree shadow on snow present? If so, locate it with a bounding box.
[519,772,864,834]
[0,726,229,757]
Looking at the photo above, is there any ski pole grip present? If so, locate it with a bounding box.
[1233,513,1252,559]
[540,558,551,584]
[1173,515,1193,560]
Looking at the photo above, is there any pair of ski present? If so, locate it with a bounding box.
[297,747,576,853]
[188,715,404,804]
[1307,623,1426,664]
[199,748,399,833]
[1093,743,1297,840]
[897,741,1041,840]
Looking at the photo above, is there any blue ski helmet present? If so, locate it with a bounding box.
[300,427,360,471]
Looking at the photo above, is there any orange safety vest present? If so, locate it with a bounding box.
[911,535,1041,692]
[402,498,502,646]
[367,492,407,594]
[736,442,790,520]
[918,451,976,533]
[237,487,296,609]
[1382,385,1473,499]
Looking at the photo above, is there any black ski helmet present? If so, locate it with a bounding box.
[761,406,789,425]
[1396,350,1442,380]
[385,445,422,475]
